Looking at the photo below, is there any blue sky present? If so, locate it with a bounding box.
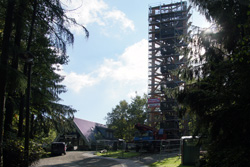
[58,0,211,124]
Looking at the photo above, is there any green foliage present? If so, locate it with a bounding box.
[150,156,193,167]
[3,132,44,167]
[105,94,147,141]
[177,0,250,166]
[0,0,88,166]
[6,66,27,94]
[39,129,57,145]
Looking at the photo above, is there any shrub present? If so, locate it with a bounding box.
[3,133,44,167]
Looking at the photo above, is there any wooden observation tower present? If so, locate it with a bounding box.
[148,1,191,139]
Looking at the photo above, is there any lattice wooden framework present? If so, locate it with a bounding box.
[148,1,191,139]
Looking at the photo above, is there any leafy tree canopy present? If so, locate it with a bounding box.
[177,0,250,166]
[105,94,147,142]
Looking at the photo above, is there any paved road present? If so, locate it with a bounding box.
[33,151,147,167]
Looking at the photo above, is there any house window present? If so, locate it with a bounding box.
[106,131,113,139]
[79,138,84,146]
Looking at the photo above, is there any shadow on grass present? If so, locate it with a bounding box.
[37,156,122,167]
[177,164,194,167]
[96,150,140,159]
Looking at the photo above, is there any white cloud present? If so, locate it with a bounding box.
[104,9,135,31]
[96,39,148,83]
[57,39,148,93]
[127,91,137,99]
[61,0,135,34]
[54,65,98,93]
[63,72,97,93]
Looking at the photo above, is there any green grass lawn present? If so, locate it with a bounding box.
[150,156,194,167]
[96,150,140,158]
[97,151,194,167]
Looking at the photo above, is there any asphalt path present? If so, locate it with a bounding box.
[33,151,147,167]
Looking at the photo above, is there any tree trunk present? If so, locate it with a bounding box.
[4,3,28,165]
[24,63,31,167]
[0,0,16,167]
[12,0,28,138]
[24,1,37,166]
[18,64,27,138]
[18,96,25,137]
[3,98,13,134]
[30,114,34,139]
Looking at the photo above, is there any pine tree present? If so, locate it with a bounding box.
[177,0,250,166]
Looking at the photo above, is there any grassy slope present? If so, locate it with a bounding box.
[150,156,194,167]
[97,151,194,167]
